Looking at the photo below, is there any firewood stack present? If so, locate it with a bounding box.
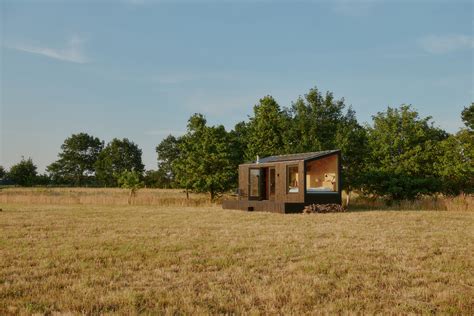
[303,204,345,214]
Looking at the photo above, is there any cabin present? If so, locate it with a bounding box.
[222,150,342,213]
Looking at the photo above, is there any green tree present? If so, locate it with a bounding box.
[95,138,145,186]
[334,107,369,204]
[156,134,181,187]
[229,121,250,164]
[117,170,144,204]
[245,96,287,160]
[47,133,103,186]
[461,103,474,130]
[0,166,5,180]
[8,157,38,186]
[285,87,346,153]
[143,169,171,188]
[35,174,51,186]
[174,114,237,201]
[434,130,474,195]
[363,105,448,200]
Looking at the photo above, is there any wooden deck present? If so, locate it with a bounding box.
[222,200,305,214]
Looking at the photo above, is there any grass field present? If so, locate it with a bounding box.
[1,203,473,314]
[1,187,472,211]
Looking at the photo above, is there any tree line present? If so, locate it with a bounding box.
[1,87,472,202]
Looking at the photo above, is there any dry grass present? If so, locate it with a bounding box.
[1,188,471,212]
[1,203,473,314]
[0,188,212,207]
[349,194,474,212]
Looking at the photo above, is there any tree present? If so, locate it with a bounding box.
[229,121,250,165]
[47,133,103,186]
[363,105,448,200]
[95,138,145,186]
[245,96,287,161]
[8,157,37,186]
[143,169,173,188]
[0,166,5,180]
[285,87,346,153]
[434,106,474,195]
[156,135,181,187]
[461,103,474,130]
[117,170,144,204]
[334,107,369,205]
[174,113,237,201]
[434,130,474,195]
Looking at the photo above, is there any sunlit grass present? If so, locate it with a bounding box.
[1,204,472,314]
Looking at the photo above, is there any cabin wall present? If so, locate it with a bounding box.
[238,160,305,203]
[238,165,249,199]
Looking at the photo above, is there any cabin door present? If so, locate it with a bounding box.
[261,167,276,201]
[259,168,267,200]
[249,167,274,201]
[268,167,276,200]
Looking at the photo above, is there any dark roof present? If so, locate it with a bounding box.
[256,150,339,164]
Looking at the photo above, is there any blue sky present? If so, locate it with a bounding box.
[1,0,473,172]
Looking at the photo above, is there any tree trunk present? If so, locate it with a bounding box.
[128,190,133,205]
[186,187,189,199]
[210,189,215,202]
[346,191,351,207]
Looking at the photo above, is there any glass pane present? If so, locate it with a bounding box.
[287,165,299,193]
[269,168,275,195]
[306,155,338,193]
[249,169,260,197]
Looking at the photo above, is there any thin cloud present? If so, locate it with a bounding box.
[419,34,474,54]
[8,36,89,63]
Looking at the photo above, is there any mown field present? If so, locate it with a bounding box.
[1,201,473,314]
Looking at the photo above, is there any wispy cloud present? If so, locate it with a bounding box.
[8,36,89,63]
[419,34,474,54]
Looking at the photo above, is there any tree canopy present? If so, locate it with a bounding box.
[0,166,5,180]
[95,138,145,186]
[47,133,103,186]
[8,157,38,187]
[363,105,448,200]
[245,96,287,160]
[173,114,238,201]
[461,103,474,130]
[156,134,181,187]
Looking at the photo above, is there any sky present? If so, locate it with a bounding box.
[1,0,473,172]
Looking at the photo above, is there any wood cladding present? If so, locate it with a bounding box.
[238,160,305,203]
[229,151,342,213]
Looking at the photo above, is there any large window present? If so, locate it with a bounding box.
[287,165,299,193]
[249,169,260,198]
[306,155,339,193]
[269,168,276,196]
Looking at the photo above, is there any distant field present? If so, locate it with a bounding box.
[0,187,472,211]
[0,187,215,207]
[1,204,473,314]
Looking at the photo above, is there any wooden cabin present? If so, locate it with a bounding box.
[222,150,342,213]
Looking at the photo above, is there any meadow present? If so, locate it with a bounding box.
[0,189,473,314]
